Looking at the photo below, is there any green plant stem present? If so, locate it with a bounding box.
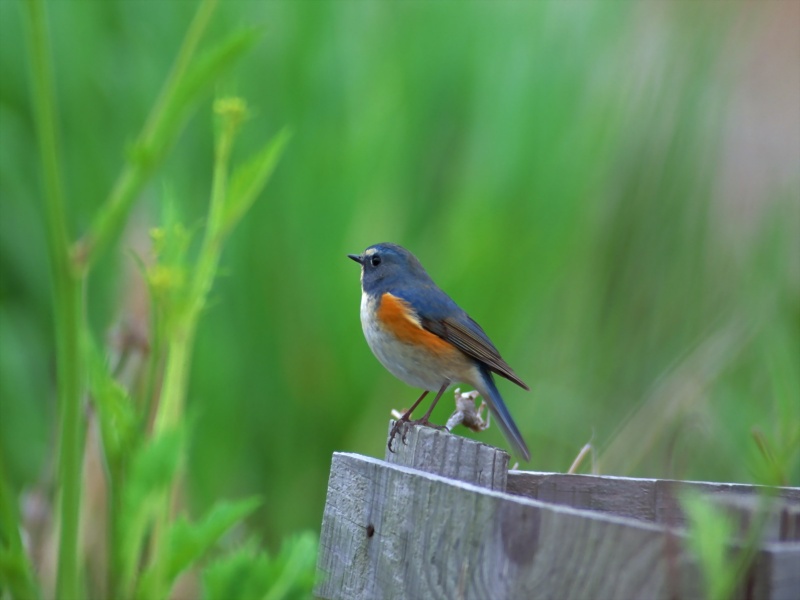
[153,103,237,436]
[154,333,195,436]
[76,0,220,271]
[23,1,84,598]
[107,466,120,598]
[107,449,131,600]
[145,103,240,600]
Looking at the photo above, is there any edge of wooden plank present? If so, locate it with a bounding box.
[507,471,800,529]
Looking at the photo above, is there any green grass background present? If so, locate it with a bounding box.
[2,0,798,550]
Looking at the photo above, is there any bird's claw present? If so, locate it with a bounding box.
[388,417,447,453]
[388,418,413,453]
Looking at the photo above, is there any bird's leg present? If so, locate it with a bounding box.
[412,382,449,430]
[388,390,429,453]
[388,382,452,452]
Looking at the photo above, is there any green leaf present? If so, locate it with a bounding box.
[202,532,318,600]
[263,532,318,600]
[0,456,40,600]
[175,27,263,115]
[221,127,291,239]
[202,540,270,600]
[85,336,137,463]
[119,427,185,595]
[137,496,261,600]
[145,27,264,167]
[682,491,735,600]
[0,548,40,600]
[123,429,184,511]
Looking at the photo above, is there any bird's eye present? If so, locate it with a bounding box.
[370,255,381,267]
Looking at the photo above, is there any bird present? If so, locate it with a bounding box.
[348,242,530,461]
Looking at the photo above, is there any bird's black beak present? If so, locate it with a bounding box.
[347,254,363,265]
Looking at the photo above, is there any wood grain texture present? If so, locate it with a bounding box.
[507,471,800,531]
[317,431,800,600]
[383,421,509,491]
[317,453,711,600]
[707,493,800,542]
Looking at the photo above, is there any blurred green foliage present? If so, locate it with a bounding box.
[682,491,739,600]
[1,0,798,582]
[681,489,778,600]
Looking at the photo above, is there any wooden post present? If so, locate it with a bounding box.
[383,421,509,491]
[316,424,800,600]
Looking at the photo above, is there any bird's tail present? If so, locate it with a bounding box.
[473,365,530,462]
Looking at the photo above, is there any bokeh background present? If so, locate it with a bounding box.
[2,0,798,551]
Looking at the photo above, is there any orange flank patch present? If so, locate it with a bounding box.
[378,293,455,354]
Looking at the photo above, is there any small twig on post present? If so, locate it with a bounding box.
[445,388,491,433]
[567,432,597,475]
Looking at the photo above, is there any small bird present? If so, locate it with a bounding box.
[348,242,530,461]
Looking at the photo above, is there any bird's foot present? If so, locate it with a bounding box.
[388,417,447,453]
[388,384,450,453]
[388,417,410,453]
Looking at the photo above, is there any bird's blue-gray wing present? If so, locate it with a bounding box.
[395,284,529,390]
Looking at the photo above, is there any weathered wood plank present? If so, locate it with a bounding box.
[508,471,800,530]
[708,493,800,542]
[317,452,712,600]
[760,543,800,600]
[383,422,509,490]
[317,427,800,600]
[507,472,657,521]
